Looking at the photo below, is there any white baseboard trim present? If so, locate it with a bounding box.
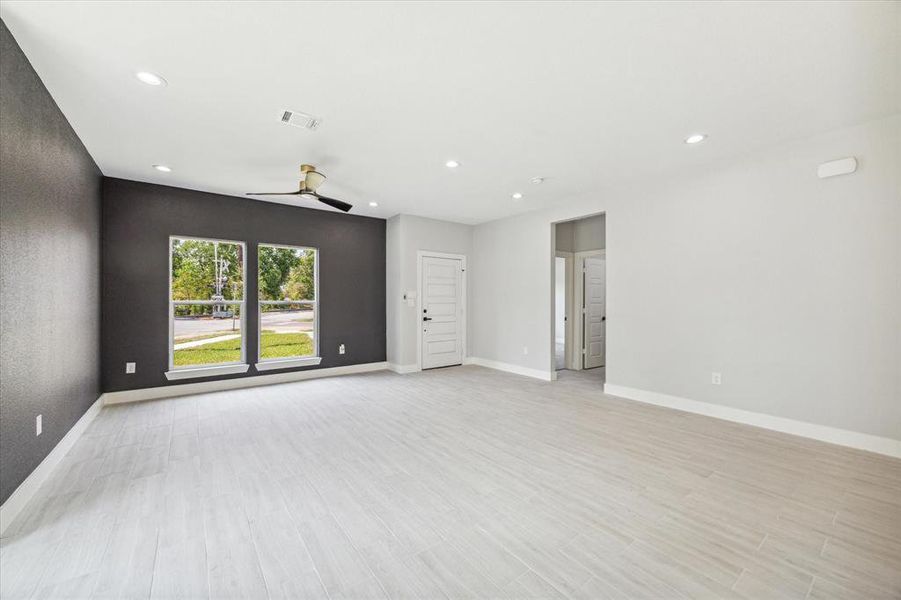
[0,395,103,536]
[387,363,419,374]
[603,383,901,459]
[102,361,389,405]
[465,357,554,381]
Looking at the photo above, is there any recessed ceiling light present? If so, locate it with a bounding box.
[153,164,171,172]
[445,160,460,168]
[512,192,523,200]
[530,177,545,185]
[136,71,167,86]
[684,133,707,144]
[369,201,379,207]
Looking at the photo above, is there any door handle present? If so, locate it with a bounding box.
[423,316,433,322]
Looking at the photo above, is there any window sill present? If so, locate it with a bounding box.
[255,356,322,371]
[165,363,250,381]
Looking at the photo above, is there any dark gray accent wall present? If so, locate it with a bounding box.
[102,178,386,392]
[0,21,103,504]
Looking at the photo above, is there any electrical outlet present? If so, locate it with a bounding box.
[339,344,346,355]
[711,372,722,385]
[126,362,136,374]
[523,346,529,355]
[36,414,42,436]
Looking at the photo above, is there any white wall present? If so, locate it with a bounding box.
[573,214,606,251]
[555,257,566,344]
[471,115,900,440]
[555,215,605,252]
[555,221,574,252]
[385,216,404,367]
[386,214,473,368]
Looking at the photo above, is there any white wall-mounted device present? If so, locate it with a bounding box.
[817,157,857,179]
[403,290,417,307]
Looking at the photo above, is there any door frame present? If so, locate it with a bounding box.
[573,249,605,370]
[416,250,467,372]
[554,251,575,370]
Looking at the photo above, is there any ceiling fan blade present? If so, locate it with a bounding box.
[313,194,353,212]
[245,191,302,196]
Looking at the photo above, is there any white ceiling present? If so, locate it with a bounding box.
[2,1,898,224]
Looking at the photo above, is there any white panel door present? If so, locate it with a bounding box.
[421,256,463,369]
[583,256,606,369]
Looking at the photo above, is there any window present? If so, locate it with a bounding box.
[257,244,320,370]
[166,237,248,379]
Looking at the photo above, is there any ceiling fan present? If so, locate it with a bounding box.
[247,164,352,212]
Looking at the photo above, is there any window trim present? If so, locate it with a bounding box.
[255,356,322,371]
[164,363,250,381]
[166,236,248,379]
[255,243,320,370]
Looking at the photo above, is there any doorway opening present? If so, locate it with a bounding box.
[553,214,606,380]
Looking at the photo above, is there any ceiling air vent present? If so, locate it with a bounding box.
[279,109,321,130]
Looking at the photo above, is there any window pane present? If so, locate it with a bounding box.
[171,238,244,301]
[260,303,315,360]
[173,304,243,367]
[258,246,315,302]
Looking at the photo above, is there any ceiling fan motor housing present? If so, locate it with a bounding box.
[300,164,326,192]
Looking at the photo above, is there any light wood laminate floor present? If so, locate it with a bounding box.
[2,366,899,599]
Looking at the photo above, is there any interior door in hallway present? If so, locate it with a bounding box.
[421,255,464,369]
[583,255,606,369]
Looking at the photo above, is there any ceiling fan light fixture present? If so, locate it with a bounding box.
[303,170,326,191]
[245,164,352,212]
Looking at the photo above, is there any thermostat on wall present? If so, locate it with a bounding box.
[817,157,857,179]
